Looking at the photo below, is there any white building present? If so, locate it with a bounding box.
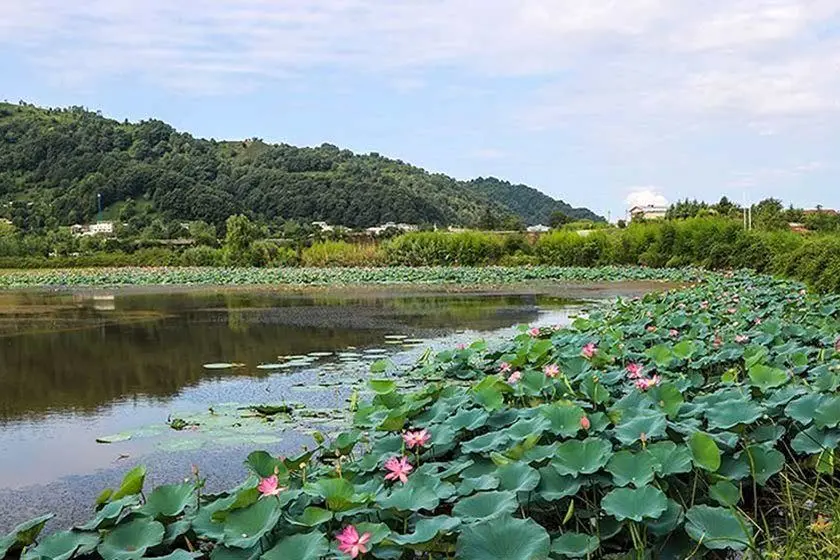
[366,222,418,235]
[311,221,334,232]
[526,224,551,233]
[629,205,668,221]
[71,221,115,236]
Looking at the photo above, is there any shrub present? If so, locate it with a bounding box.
[301,241,385,267]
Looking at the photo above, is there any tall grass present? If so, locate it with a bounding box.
[300,241,385,267]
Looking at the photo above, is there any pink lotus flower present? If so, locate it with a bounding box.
[257,475,285,498]
[580,416,591,430]
[336,525,371,558]
[384,456,413,484]
[669,329,679,338]
[635,375,661,391]
[626,363,644,379]
[582,343,598,359]
[713,334,722,348]
[507,370,522,384]
[499,362,512,373]
[403,429,431,449]
[735,334,749,344]
[529,327,541,337]
[456,343,466,350]
[754,318,762,325]
[544,364,560,378]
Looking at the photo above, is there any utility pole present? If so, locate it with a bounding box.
[97,193,102,223]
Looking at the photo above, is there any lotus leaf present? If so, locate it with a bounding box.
[613,409,667,445]
[605,450,657,487]
[390,516,461,545]
[685,505,753,551]
[222,498,282,549]
[553,438,613,476]
[261,531,328,560]
[21,530,99,560]
[456,516,550,560]
[748,364,789,392]
[550,532,600,558]
[452,491,518,522]
[647,441,693,475]
[0,514,55,558]
[745,445,784,485]
[601,486,667,522]
[141,482,196,518]
[97,518,165,560]
[709,481,740,507]
[689,432,721,472]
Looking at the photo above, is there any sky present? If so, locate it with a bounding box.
[1,1,839,221]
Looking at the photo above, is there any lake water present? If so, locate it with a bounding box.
[0,283,655,531]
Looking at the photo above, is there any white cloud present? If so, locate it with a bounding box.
[626,189,669,209]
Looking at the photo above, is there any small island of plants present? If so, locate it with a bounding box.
[3,271,840,559]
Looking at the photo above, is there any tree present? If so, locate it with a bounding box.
[188,220,217,246]
[752,198,787,230]
[549,211,571,229]
[223,214,261,265]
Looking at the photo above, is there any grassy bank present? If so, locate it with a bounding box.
[4,271,840,558]
[3,218,840,292]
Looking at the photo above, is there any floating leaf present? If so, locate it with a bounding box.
[685,505,752,551]
[550,533,600,558]
[456,516,550,560]
[601,486,667,522]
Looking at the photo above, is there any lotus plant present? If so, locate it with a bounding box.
[580,416,591,430]
[626,363,644,379]
[384,456,413,484]
[634,375,661,391]
[257,474,285,498]
[582,343,598,359]
[544,364,559,378]
[528,326,541,337]
[499,361,512,374]
[336,525,372,558]
[403,428,430,449]
[507,370,522,384]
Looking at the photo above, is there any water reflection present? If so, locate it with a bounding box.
[0,290,565,421]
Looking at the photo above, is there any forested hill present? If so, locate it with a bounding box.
[0,102,601,230]
[465,177,603,225]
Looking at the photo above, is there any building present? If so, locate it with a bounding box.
[629,205,668,221]
[803,208,837,215]
[311,221,334,232]
[71,221,115,237]
[365,222,418,235]
[526,224,551,233]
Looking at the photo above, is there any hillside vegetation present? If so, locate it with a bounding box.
[0,102,600,230]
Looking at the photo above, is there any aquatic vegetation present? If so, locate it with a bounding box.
[6,271,840,558]
[0,265,703,289]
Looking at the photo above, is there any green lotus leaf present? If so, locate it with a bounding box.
[550,532,600,558]
[245,450,287,479]
[536,467,584,501]
[378,477,442,512]
[111,465,147,500]
[553,438,613,476]
[145,551,202,560]
[456,516,550,560]
[745,445,785,485]
[140,482,196,519]
[461,431,510,453]
[647,441,693,475]
[605,450,657,488]
[645,499,684,536]
[370,379,397,395]
[785,393,827,425]
[496,462,540,494]
[719,453,751,480]
[22,530,99,560]
[209,545,260,560]
[505,416,551,441]
[452,491,518,522]
[390,516,461,546]
[649,382,683,418]
[705,399,764,430]
[162,519,191,547]
[449,408,489,431]
[222,498,282,549]
[709,481,741,507]
[353,522,392,545]
[685,505,753,551]
[97,518,165,560]
[814,396,840,429]
[290,506,333,527]
[457,474,500,496]
[0,514,55,558]
[601,486,667,522]
[613,409,667,445]
[305,477,357,512]
[262,531,328,560]
[749,424,785,444]
[689,432,721,472]
[540,403,586,437]
[791,426,840,455]
[748,364,789,392]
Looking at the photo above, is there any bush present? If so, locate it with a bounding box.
[180,246,223,267]
[301,241,385,267]
[384,232,504,266]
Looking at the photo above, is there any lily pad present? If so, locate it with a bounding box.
[685,505,752,551]
[97,518,165,560]
[456,516,550,560]
[550,533,600,558]
[601,485,667,522]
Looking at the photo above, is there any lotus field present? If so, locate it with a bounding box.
[4,271,840,559]
[0,266,701,289]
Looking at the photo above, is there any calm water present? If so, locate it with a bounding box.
[0,284,652,531]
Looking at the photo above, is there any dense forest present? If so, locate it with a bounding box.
[0,102,601,232]
[464,177,601,225]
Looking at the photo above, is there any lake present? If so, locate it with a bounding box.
[0,282,656,531]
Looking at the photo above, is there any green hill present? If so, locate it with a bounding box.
[0,102,602,230]
[465,177,603,225]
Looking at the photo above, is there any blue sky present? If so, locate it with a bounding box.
[2,1,839,220]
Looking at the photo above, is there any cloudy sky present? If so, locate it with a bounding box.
[2,1,839,219]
